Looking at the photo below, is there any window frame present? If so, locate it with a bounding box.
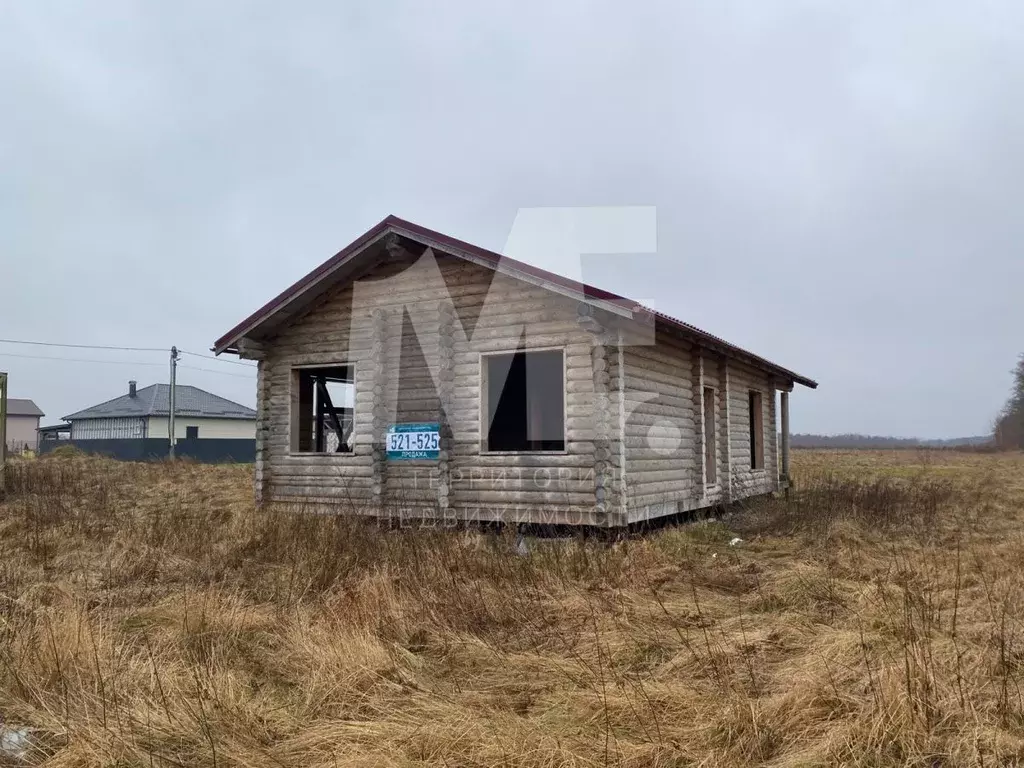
[748,389,765,471]
[479,346,568,455]
[185,425,199,440]
[288,362,357,456]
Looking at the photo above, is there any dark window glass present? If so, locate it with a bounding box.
[485,350,564,452]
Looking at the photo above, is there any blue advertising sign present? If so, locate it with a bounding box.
[386,423,440,460]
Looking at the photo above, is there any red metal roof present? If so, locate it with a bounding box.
[213,215,817,389]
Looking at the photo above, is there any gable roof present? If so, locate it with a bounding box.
[213,215,817,389]
[63,384,256,421]
[6,399,44,418]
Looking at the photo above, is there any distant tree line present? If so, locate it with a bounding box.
[790,433,992,450]
[995,355,1024,450]
[793,354,1023,452]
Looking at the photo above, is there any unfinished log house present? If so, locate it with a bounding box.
[213,216,816,527]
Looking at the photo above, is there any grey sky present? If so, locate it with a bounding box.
[2,1,1021,438]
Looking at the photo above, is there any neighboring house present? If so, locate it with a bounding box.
[213,215,817,528]
[63,381,256,440]
[37,422,72,444]
[5,398,44,452]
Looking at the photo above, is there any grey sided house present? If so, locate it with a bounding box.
[63,382,256,440]
[213,216,816,527]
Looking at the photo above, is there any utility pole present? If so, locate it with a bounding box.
[168,346,179,459]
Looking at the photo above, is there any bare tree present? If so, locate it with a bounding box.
[995,354,1024,450]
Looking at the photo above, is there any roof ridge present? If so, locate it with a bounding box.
[213,215,817,388]
[64,382,255,420]
[63,383,156,420]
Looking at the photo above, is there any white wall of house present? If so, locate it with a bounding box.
[146,416,256,440]
[67,416,255,440]
[70,417,146,440]
[5,414,40,451]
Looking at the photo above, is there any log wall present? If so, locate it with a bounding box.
[259,250,613,526]
[726,360,780,498]
[621,330,699,520]
[622,335,779,522]
[701,359,727,507]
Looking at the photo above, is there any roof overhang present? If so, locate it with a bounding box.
[38,423,71,433]
[213,215,817,390]
[646,310,818,389]
[212,216,637,356]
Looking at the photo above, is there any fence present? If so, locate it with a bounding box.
[37,438,255,463]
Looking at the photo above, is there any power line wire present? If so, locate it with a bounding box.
[0,338,165,353]
[178,364,255,379]
[0,338,254,381]
[0,352,165,366]
[0,340,256,369]
[179,349,256,367]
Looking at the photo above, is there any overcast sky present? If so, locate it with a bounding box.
[2,1,1022,438]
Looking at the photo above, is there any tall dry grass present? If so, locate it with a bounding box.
[0,450,1022,766]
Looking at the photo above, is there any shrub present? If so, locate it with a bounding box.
[43,443,83,459]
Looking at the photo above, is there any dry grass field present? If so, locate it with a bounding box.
[0,450,1023,767]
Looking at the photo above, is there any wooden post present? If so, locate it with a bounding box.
[616,330,627,522]
[370,308,389,510]
[437,302,455,521]
[718,358,732,504]
[254,359,269,505]
[579,304,619,527]
[780,389,791,484]
[238,339,269,505]
[591,340,613,526]
[692,348,706,499]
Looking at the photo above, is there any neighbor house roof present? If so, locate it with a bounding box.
[64,384,256,421]
[213,215,817,389]
[38,423,72,434]
[6,399,44,418]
